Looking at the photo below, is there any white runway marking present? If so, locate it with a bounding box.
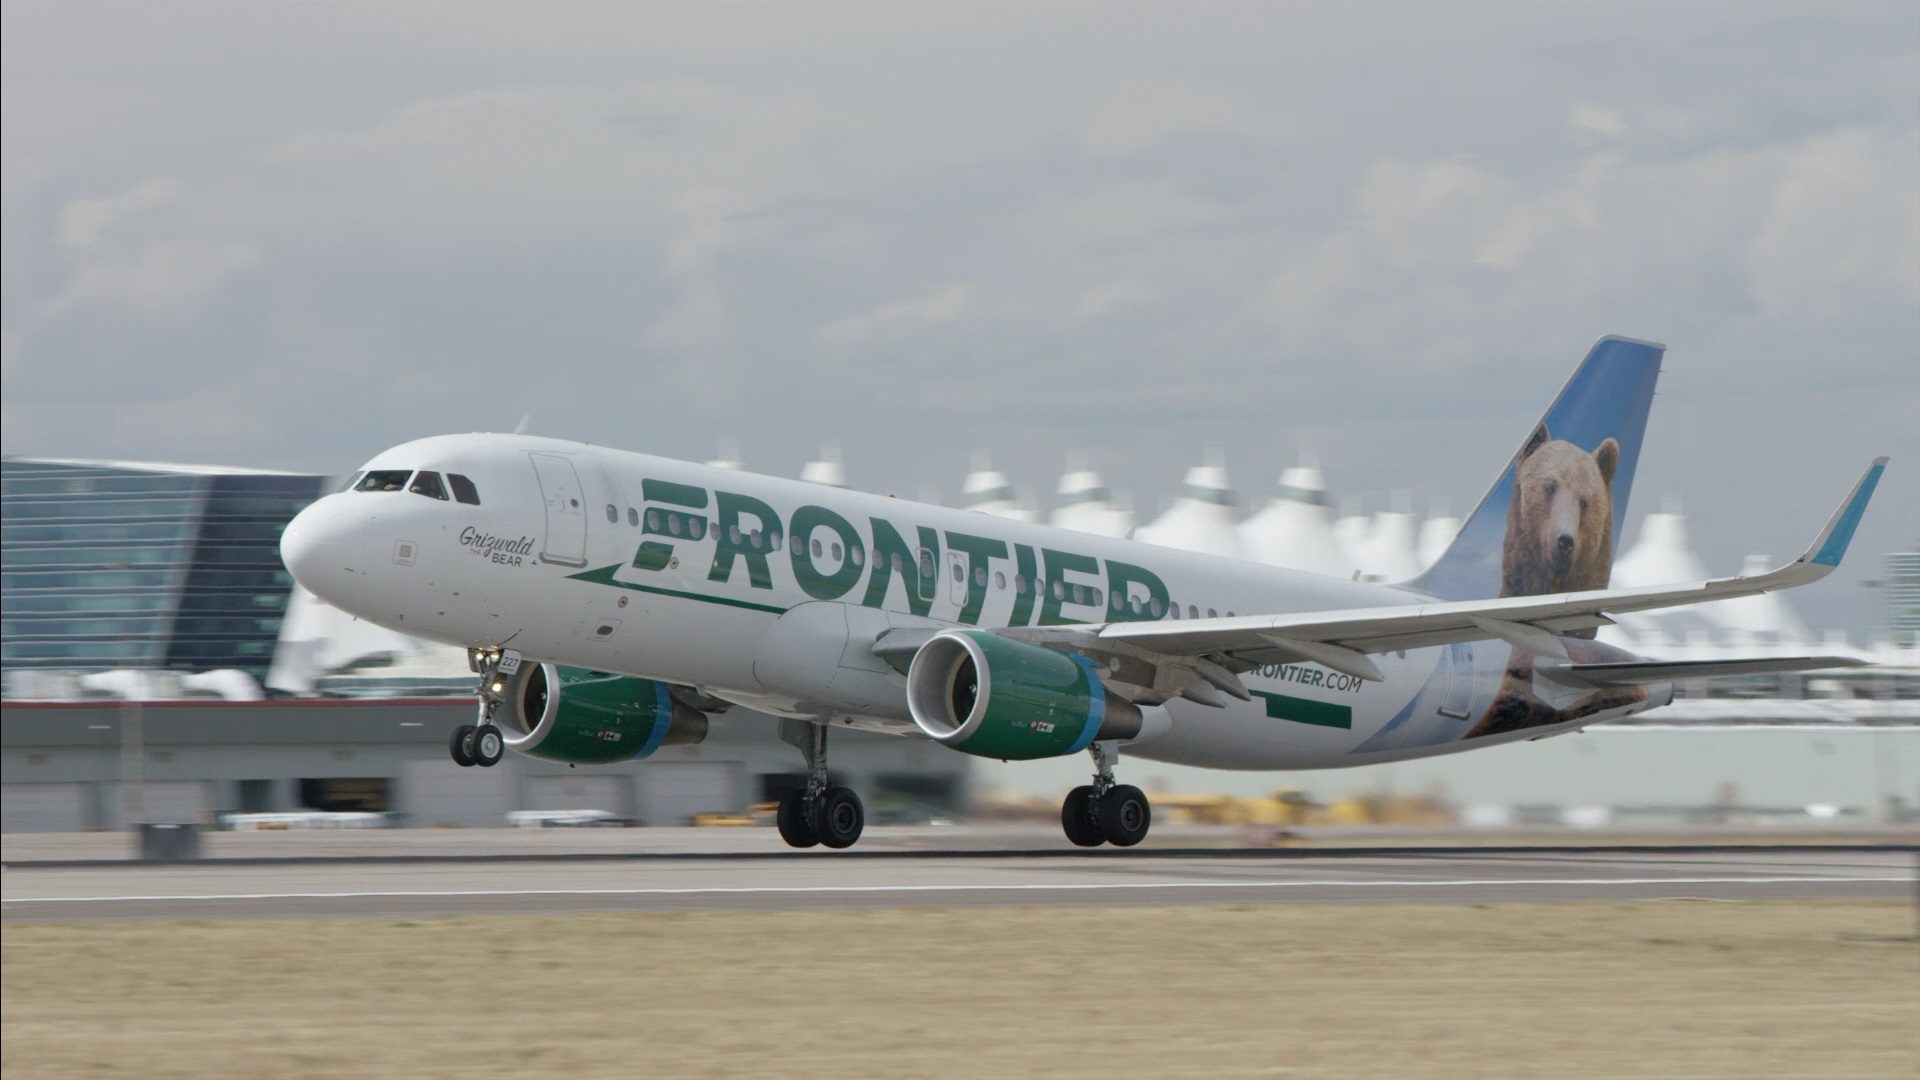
[5,875,1908,905]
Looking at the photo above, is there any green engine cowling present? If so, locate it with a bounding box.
[905,630,1141,760]
[499,663,708,765]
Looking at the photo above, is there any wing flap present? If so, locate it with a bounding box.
[1540,656,1871,687]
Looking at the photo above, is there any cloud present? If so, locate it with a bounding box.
[41,241,259,322]
[55,177,182,247]
[1568,104,1627,138]
[1748,126,1920,321]
[1075,280,1156,321]
[814,282,972,349]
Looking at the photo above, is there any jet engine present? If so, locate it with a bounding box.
[905,630,1141,760]
[498,663,708,765]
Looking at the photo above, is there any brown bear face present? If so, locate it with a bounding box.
[1500,423,1620,597]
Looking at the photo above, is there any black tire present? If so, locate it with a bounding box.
[817,787,865,849]
[776,790,820,848]
[449,724,477,767]
[1061,785,1104,847]
[470,725,504,767]
[1099,784,1151,847]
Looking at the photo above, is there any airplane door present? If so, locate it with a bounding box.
[528,452,588,567]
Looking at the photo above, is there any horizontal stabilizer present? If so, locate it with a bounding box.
[1539,655,1871,688]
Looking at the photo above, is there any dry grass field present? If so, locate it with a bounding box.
[4,901,1916,1079]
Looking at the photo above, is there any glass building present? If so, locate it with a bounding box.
[0,458,328,683]
[1892,549,1920,649]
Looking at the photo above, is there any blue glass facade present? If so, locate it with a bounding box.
[0,459,327,681]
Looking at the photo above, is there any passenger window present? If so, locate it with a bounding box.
[951,562,965,583]
[448,474,482,505]
[356,470,412,493]
[812,539,824,558]
[1167,601,1178,619]
[1014,575,1028,594]
[689,517,706,541]
[975,567,988,588]
[849,545,862,566]
[1152,598,1167,618]
[730,525,743,546]
[628,508,639,526]
[994,571,1006,590]
[669,514,683,537]
[1188,605,1198,619]
[1110,591,1123,612]
[1207,608,1218,619]
[647,510,661,530]
[1052,581,1065,600]
[830,541,842,561]
[605,503,617,523]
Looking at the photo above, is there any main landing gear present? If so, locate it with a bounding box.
[451,648,513,768]
[1061,741,1150,848]
[775,722,866,850]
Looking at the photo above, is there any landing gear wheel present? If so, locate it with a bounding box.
[449,724,477,767]
[470,725,504,767]
[1099,784,1151,847]
[776,790,820,848]
[817,787,865,850]
[1061,785,1104,847]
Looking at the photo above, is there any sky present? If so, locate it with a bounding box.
[3,2,1916,635]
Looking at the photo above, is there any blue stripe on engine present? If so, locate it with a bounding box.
[1065,655,1107,754]
[636,681,674,759]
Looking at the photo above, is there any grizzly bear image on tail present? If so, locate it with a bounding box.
[1500,423,1618,600]
[1467,422,1648,738]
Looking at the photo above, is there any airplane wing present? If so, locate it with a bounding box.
[1038,458,1887,695]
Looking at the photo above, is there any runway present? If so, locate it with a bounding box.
[5,847,1912,922]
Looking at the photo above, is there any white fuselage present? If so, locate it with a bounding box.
[282,434,1662,771]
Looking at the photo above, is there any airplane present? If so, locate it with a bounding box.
[280,336,1887,850]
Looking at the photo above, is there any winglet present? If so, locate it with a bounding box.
[1806,457,1888,568]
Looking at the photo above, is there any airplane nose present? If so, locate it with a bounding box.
[280,496,360,595]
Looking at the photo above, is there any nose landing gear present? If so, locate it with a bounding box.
[774,721,866,850]
[1060,741,1151,848]
[451,648,515,768]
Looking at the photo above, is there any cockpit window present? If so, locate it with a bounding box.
[409,471,450,500]
[447,474,481,505]
[355,470,412,493]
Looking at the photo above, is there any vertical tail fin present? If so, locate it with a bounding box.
[1408,336,1664,601]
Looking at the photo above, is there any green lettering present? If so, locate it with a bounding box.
[1104,560,1170,623]
[1009,544,1039,627]
[789,504,865,601]
[1039,548,1100,626]
[944,531,1009,625]
[862,519,939,616]
[707,491,779,590]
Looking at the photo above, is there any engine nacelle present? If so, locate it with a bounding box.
[498,663,708,765]
[906,630,1141,760]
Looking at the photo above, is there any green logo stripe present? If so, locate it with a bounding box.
[1251,690,1352,729]
[569,565,788,615]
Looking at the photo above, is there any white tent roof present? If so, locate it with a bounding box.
[1239,466,1352,578]
[1135,462,1244,560]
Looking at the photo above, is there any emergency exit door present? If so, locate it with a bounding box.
[528,452,588,567]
